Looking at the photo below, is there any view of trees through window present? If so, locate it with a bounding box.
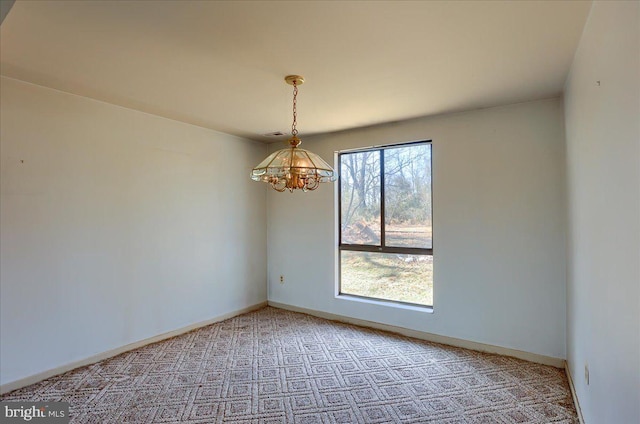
[339,142,433,306]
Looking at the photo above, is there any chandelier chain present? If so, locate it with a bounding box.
[291,82,298,136]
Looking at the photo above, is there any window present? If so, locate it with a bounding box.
[338,141,433,307]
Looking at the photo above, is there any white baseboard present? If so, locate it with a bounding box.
[565,361,586,424]
[0,301,267,395]
[268,301,565,368]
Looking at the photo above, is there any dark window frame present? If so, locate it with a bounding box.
[338,140,433,304]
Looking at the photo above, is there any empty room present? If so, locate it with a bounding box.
[0,1,638,423]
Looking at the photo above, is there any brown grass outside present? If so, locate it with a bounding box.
[340,251,433,306]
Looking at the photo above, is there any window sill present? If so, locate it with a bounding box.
[335,294,434,313]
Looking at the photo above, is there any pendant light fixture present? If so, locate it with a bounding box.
[250,75,337,192]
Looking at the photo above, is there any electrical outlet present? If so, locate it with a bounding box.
[584,363,589,385]
[279,275,284,284]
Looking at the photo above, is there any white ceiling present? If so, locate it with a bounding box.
[0,0,592,142]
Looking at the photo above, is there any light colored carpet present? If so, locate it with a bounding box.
[1,306,577,423]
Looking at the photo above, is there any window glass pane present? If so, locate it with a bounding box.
[340,150,381,245]
[384,144,432,248]
[340,251,433,306]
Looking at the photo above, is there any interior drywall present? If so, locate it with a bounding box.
[563,1,640,423]
[0,0,15,25]
[267,98,567,360]
[0,77,268,387]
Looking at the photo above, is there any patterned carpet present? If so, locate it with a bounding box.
[1,306,577,423]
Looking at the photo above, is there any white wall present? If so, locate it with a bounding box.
[564,2,640,423]
[267,98,567,360]
[0,77,268,387]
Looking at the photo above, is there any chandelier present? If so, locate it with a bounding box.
[250,75,337,192]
